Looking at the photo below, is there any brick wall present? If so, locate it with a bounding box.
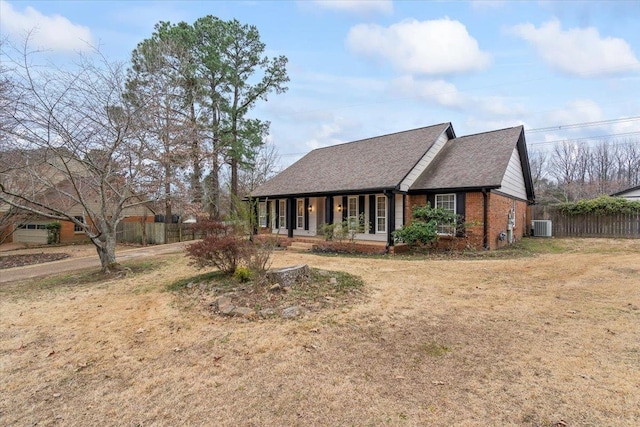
[486,192,529,250]
[404,194,427,225]
[403,191,531,251]
[59,220,89,244]
[1,224,14,243]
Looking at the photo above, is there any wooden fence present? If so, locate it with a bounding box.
[533,206,640,238]
[116,223,203,244]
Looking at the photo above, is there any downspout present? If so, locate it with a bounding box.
[482,188,489,250]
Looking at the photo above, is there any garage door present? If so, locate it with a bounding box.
[13,222,49,244]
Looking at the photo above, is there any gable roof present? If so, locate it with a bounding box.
[611,185,640,197]
[251,123,453,198]
[410,126,534,199]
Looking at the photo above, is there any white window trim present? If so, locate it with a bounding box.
[296,199,304,229]
[435,193,456,235]
[74,215,85,233]
[258,202,267,227]
[376,195,386,233]
[279,200,286,229]
[347,196,358,230]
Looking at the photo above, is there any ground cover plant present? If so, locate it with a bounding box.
[1,238,639,426]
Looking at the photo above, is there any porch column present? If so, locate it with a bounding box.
[287,197,294,238]
[386,191,395,246]
[325,196,334,224]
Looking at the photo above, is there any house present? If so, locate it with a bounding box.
[250,122,535,250]
[611,185,640,201]
[0,149,154,245]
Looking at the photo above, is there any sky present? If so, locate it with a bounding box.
[1,0,639,167]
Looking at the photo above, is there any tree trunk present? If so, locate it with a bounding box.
[208,155,221,219]
[95,234,118,273]
[190,101,203,204]
[230,157,238,215]
[164,165,172,224]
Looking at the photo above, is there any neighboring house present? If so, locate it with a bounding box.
[250,122,535,250]
[611,185,640,201]
[0,149,153,245]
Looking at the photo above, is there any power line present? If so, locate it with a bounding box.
[526,116,640,133]
[528,131,640,147]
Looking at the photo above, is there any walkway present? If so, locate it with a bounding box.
[0,241,191,284]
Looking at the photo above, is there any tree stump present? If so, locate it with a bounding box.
[266,264,310,287]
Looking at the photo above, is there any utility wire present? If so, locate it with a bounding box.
[526,116,640,133]
[528,131,640,147]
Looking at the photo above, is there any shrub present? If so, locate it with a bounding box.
[557,196,640,216]
[233,266,253,282]
[186,220,249,274]
[186,219,274,277]
[393,204,460,247]
[45,222,61,244]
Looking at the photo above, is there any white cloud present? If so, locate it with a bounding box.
[389,75,466,108]
[388,75,526,119]
[311,0,393,14]
[509,19,639,77]
[546,99,604,128]
[0,1,93,52]
[304,116,360,151]
[471,1,506,9]
[346,18,491,75]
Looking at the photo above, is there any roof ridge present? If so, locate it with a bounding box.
[310,122,451,153]
[455,125,523,140]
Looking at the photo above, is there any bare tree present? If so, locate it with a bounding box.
[0,38,156,272]
[237,143,281,197]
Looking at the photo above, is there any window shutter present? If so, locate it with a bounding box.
[287,198,294,238]
[368,195,376,234]
[427,194,435,209]
[274,200,279,228]
[304,198,309,230]
[342,195,348,222]
[358,195,365,229]
[266,201,271,228]
[456,193,466,237]
[326,196,333,224]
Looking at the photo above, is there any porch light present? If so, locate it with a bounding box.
[308,205,313,212]
[337,204,342,212]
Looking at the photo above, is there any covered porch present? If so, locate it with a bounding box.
[254,192,405,246]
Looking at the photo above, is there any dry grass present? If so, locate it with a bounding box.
[1,238,639,426]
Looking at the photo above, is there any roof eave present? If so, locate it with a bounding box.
[251,186,398,199]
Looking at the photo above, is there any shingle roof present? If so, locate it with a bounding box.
[410,126,524,191]
[252,123,452,197]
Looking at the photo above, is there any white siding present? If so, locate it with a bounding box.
[395,194,403,230]
[399,131,451,191]
[293,197,318,237]
[499,147,528,200]
[618,188,640,200]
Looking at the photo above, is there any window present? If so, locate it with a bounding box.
[347,196,357,230]
[435,194,456,235]
[74,215,84,233]
[279,200,286,229]
[258,202,267,227]
[376,195,386,233]
[297,199,304,228]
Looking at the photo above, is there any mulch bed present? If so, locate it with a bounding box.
[0,253,71,269]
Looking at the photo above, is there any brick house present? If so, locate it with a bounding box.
[250,122,535,250]
[1,149,154,245]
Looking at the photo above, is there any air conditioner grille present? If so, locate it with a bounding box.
[532,220,552,237]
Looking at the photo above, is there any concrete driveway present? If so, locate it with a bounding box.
[0,241,191,284]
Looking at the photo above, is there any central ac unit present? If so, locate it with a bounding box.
[532,220,552,237]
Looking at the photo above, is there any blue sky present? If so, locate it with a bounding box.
[2,0,639,167]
